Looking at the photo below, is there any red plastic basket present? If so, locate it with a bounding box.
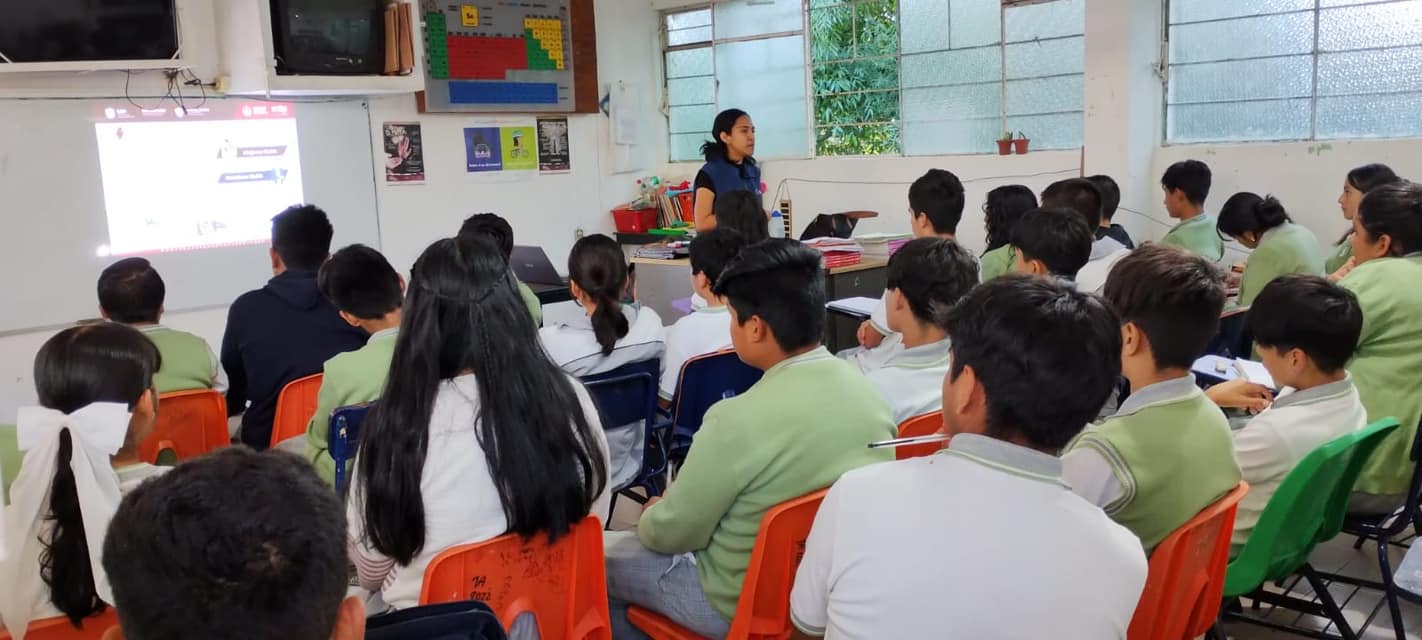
[613,207,659,233]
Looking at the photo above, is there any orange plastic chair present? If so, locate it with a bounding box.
[269,373,323,448]
[419,515,611,640]
[626,488,830,640]
[1127,482,1249,640]
[896,411,946,461]
[139,389,229,464]
[0,608,119,640]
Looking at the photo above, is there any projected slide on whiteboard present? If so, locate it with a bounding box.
[94,102,305,256]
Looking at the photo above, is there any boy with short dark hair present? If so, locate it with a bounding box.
[1042,178,1131,294]
[1011,208,1094,281]
[305,244,404,484]
[221,204,367,449]
[605,239,894,638]
[458,212,543,326]
[98,257,226,394]
[1062,244,1241,550]
[1160,160,1224,261]
[1087,174,1134,249]
[660,228,747,403]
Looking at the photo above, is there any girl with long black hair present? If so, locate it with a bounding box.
[979,185,1039,282]
[1329,163,1400,279]
[348,235,610,614]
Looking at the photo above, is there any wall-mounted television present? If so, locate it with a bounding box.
[0,0,179,64]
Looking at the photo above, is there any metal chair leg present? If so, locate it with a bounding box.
[1304,565,1358,640]
[1376,535,1407,640]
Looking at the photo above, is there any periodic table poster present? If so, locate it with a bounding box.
[420,1,577,113]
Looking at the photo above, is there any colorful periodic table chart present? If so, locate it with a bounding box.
[420,1,577,113]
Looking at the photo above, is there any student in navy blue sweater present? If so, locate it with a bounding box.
[222,205,367,449]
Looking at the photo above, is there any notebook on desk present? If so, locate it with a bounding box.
[1193,355,1277,390]
[826,296,879,319]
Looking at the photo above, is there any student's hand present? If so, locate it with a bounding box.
[1206,379,1274,413]
[1329,257,1358,283]
[644,496,662,509]
[857,321,885,349]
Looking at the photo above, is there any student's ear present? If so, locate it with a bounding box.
[1121,322,1143,358]
[269,247,283,272]
[337,310,362,328]
[330,595,367,640]
[102,626,126,640]
[397,274,407,293]
[692,271,711,293]
[747,314,770,345]
[99,307,111,321]
[569,280,587,304]
[888,288,907,312]
[1376,233,1394,258]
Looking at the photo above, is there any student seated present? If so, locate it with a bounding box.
[458,212,544,326]
[1088,174,1135,249]
[978,184,1038,282]
[1042,178,1131,294]
[857,169,967,352]
[98,257,226,394]
[1204,275,1365,551]
[858,237,978,423]
[604,239,895,639]
[304,244,404,485]
[1329,164,1399,279]
[660,229,747,405]
[103,448,364,640]
[1337,181,1422,513]
[1062,244,1242,550]
[1216,193,1323,307]
[1011,208,1094,281]
[540,233,663,489]
[222,204,367,449]
[790,275,1147,639]
[1159,160,1224,262]
[0,323,165,634]
[711,190,771,244]
[349,235,610,614]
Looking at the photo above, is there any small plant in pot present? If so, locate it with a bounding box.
[997,131,1013,155]
[1012,131,1030,155]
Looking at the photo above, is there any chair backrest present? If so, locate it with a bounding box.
[670,351,763,437]
[140,389,229,464]
[895,411,945,461]
[1128,482,1249,640]
[330,403,373,495]
[366,600,508,640]
[269,373,323,448]
[1224,418,1401,597]
[419,516,611,640]
[726,489,830,639]
[0,609,119,640]
[581,359,661,429]
[1203,306,1251,359]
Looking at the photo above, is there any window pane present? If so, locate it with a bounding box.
[1006,75,1083,115]
[668,77,715,106]
[665,47,713,79]
[1318,91,1422,139]
[671,133,705,163]
[1007,112,1083,150]
[715,35,809,158]
[1168,56,1312,103]
[950,0,1001,49]
[1318,47,1422,96]
[1005,0,1084,42]
[815,58,900,95]
[899,0,949,54]
[855,0,900,57]
[817,123,902,155]
[669,26,713,46]
[1167,99,1311,142]
[1168,13,1313,64]
[903,82,1000,122]
[714,0,804,40]
[666,9,711,31]
[903,116,1000,155]
[816,90,900,125]
[1170,0,1313,24]
[670,105,718,135]
[1319,2,1422,52]
[901,48,1000,88]
[1005,36,1083,79]
[810,5,855,62]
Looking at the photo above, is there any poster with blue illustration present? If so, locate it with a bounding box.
[463,127,502,172]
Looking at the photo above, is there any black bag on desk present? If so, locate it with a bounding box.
[366,600,507,640]
[799,213,859,240]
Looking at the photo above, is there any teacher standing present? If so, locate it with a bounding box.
[694,108,762,232]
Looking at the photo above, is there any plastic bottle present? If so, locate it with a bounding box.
[769,209,786,239]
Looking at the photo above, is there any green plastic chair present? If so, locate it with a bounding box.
[1216,417,1401,640]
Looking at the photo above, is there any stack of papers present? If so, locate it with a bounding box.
[854,232,912,260]
[803,237,863,269]
[633,241,689,260]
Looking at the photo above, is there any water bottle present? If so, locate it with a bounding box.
[769,209,786,239]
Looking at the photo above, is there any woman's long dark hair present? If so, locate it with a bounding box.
[700,108,754,164]
[1339,164,1402,244]
[569,234,630,355]
[1217,192,1290,241]
[356,236,607,564]
[984,185,1038,251]
[1357,180,1422,257]
[33,323,159,626]
[713,190,770,244]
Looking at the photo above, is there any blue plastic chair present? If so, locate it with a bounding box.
[366,600,507,640]
[582,359,663,518]
[329,403,373,495]
[665,350,763,465]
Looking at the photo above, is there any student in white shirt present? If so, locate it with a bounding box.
[1203,275,1367,551]
[1042,178,1131,294]
[539,234,665,489]
[791,275,1146,640]
[856,237,977,424]
[348,236,611,617]
[660,229,747,404]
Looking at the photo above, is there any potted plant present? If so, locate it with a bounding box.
[997,131,1013,155]
[1012,131,1030,155]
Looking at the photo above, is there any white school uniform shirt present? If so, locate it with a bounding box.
[843,291,905,372]
[659,305,733,401]
[1231,375,1366,549]
[863,337,950,425]
[1076,236,1131,295]
[346,373,612,612]
[539,304,666,489]
[790,434,1147,640]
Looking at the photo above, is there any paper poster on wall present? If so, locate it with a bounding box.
[382,122,425,184]
[500,126,537,172]
[463,127,503,172]
[537,117,570,173]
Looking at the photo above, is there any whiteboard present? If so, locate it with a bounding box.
[0,97,382,333]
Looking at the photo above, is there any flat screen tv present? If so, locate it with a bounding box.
[0,0,179,63]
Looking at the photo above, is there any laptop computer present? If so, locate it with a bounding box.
[510,245,566,287]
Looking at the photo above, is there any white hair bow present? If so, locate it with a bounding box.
[0,403,130,640]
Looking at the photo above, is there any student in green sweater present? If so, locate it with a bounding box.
[98,257,226,394]
[1062,244,1242,550]
[604,239,895,639]
[1216,193,1324,307]
[1159,160,1225,262]
[979,184,1038,282]
[457,213,543,326]
[304,244,403,484]
[1338,181,1422,513]
[1328,163,1400,280]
